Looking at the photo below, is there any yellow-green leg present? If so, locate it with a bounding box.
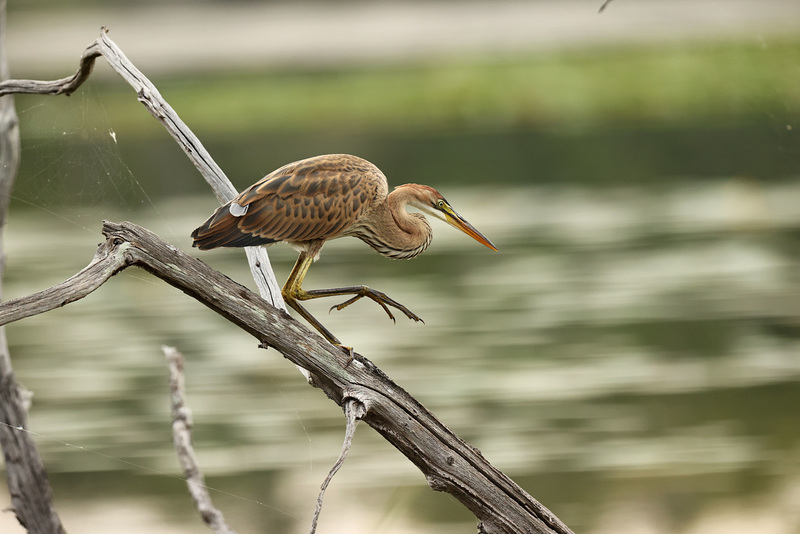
[282,251,343,345]
[281,251,424,346]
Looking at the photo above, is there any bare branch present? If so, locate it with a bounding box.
[0,45,99,97]
[0,221,574,534]
[0,23,576,533]
[0,239,129,326]
[309,398,366,534]
[163,345,238,534]
[0,28,231,202]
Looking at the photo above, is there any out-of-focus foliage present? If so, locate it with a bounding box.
[18,39,800,138]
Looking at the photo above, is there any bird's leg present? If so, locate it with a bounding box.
[282,252,424,345]
[281,252,343,345]
[304,286,424,324]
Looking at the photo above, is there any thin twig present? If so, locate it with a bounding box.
[163,346,238,534]
[598,0,615,13]
[309,398,366,534]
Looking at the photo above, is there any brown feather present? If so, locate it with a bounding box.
[191,154,386,251]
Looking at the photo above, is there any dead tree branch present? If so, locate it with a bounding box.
[163,345,238,534]
[309,398,365,534]
[0,221,574,534]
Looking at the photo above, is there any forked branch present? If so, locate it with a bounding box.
[0,221,573,534]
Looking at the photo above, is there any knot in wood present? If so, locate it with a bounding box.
[341,394,368,419]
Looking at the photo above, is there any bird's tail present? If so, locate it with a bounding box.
[191,202,277,250]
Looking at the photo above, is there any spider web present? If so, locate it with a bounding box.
[3,82,312,524]
[9,80,182,238]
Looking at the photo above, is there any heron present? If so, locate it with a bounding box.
[191,154,497,346]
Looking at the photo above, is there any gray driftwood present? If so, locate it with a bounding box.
[163,346,238,534]
[0,221,574,534]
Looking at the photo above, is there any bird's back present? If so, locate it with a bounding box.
[191,154,388,251]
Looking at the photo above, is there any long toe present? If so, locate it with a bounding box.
[368,291,422,323]
[330,294,366,313]
[334,343,355,364]
[331,294,397,322]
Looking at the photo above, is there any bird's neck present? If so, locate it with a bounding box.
[358,187,432,259]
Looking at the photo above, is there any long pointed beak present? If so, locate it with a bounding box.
[443,209,498,251]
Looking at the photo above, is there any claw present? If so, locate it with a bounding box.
[373,299,396,323]
[290,269,424,342]
[327,289,410,324]
[335,343,355,364]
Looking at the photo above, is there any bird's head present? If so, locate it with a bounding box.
[399,184,498,251]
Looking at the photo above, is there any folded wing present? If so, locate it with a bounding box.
[191,154,385,250]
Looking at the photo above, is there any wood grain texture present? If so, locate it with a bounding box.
[0,221,574,534]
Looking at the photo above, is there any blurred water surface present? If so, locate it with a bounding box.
[2,173,799,533]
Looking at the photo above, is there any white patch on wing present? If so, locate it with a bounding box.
[229,202,248,217]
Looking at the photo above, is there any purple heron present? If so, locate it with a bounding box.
[191,154,497,346]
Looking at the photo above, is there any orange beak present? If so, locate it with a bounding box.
[443,208,498,251]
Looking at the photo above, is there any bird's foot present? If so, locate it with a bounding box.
[335,343,355,365]
[328,286,424,324]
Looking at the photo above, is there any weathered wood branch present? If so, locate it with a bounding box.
[310,398,364,534]
[0,1,67,531]
[0,27,284,308]
[0,244,129,325]
[0,221,574,534]
[163,345,238,534]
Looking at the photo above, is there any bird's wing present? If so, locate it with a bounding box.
[192,155,386,250]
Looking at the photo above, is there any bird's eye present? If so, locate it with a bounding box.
[436,200,444,208]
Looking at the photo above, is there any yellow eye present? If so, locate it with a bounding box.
[437,200,445,208]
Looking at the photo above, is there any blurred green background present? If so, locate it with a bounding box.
[2,1,800,534]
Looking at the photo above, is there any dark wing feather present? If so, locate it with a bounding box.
[191,154,386,250]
